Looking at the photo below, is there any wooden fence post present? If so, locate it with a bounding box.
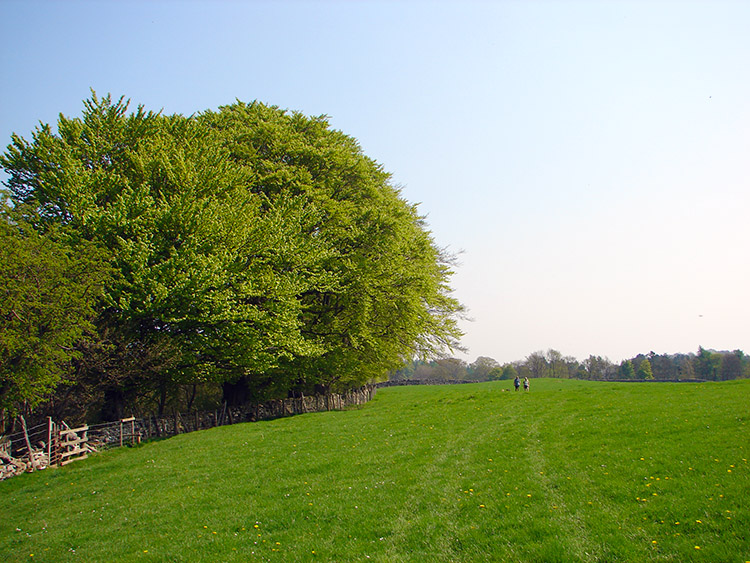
[20,416,36,471]
[121,417,136,445]
[50,420,60,467]
[47,417,53,467]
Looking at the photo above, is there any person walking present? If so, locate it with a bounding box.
[514,376,520,391]
[523,377,530,391]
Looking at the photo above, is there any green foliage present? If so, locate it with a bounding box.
[637,358,654,380]
[469,356,500,380]
[1,94,464,414]
[389,348,749,386]
[2,380,748,561]
[200,101,464,392]
[0,200,110,412]
[500,364,518,380]
[696,347,722,380]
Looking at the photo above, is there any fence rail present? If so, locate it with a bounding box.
[0,385,375,481]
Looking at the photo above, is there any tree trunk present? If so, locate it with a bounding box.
[222,376,251,407]
[100,387,125,421]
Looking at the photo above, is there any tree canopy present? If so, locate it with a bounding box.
[0,200,110,412]
[388,348,749,385]
[1,94,464,419]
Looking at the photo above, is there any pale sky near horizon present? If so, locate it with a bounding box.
[2,0,748,365]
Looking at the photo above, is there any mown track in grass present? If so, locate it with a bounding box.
[2,379,748,562]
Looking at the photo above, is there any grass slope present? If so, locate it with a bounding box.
[1,379,748,562]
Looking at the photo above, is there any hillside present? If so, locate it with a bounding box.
[1,379,748,562]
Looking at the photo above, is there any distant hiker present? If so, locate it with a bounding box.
[523,377,530,391]
[514,376,520,391]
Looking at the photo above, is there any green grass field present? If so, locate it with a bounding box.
[2,379,748,562]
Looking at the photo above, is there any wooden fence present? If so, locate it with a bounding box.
[0,385,376,480]
[58,424,90,466]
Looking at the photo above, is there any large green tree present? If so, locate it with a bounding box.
[2,95,329,413]
[200,101,464,395]
[1,94,464,415]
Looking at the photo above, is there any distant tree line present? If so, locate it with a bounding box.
[389,347,750,383]
[1,94,464,427]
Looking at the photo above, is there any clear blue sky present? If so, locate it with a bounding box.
[2,0,748,365]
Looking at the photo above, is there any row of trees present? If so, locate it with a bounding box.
[390,347,750,383]
[1,94,464,425]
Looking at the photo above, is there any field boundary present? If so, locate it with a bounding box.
[376,378,481,387]
[0,385,376,480]
[603,378,707,383]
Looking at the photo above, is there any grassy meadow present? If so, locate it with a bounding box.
[1,379,748,562]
